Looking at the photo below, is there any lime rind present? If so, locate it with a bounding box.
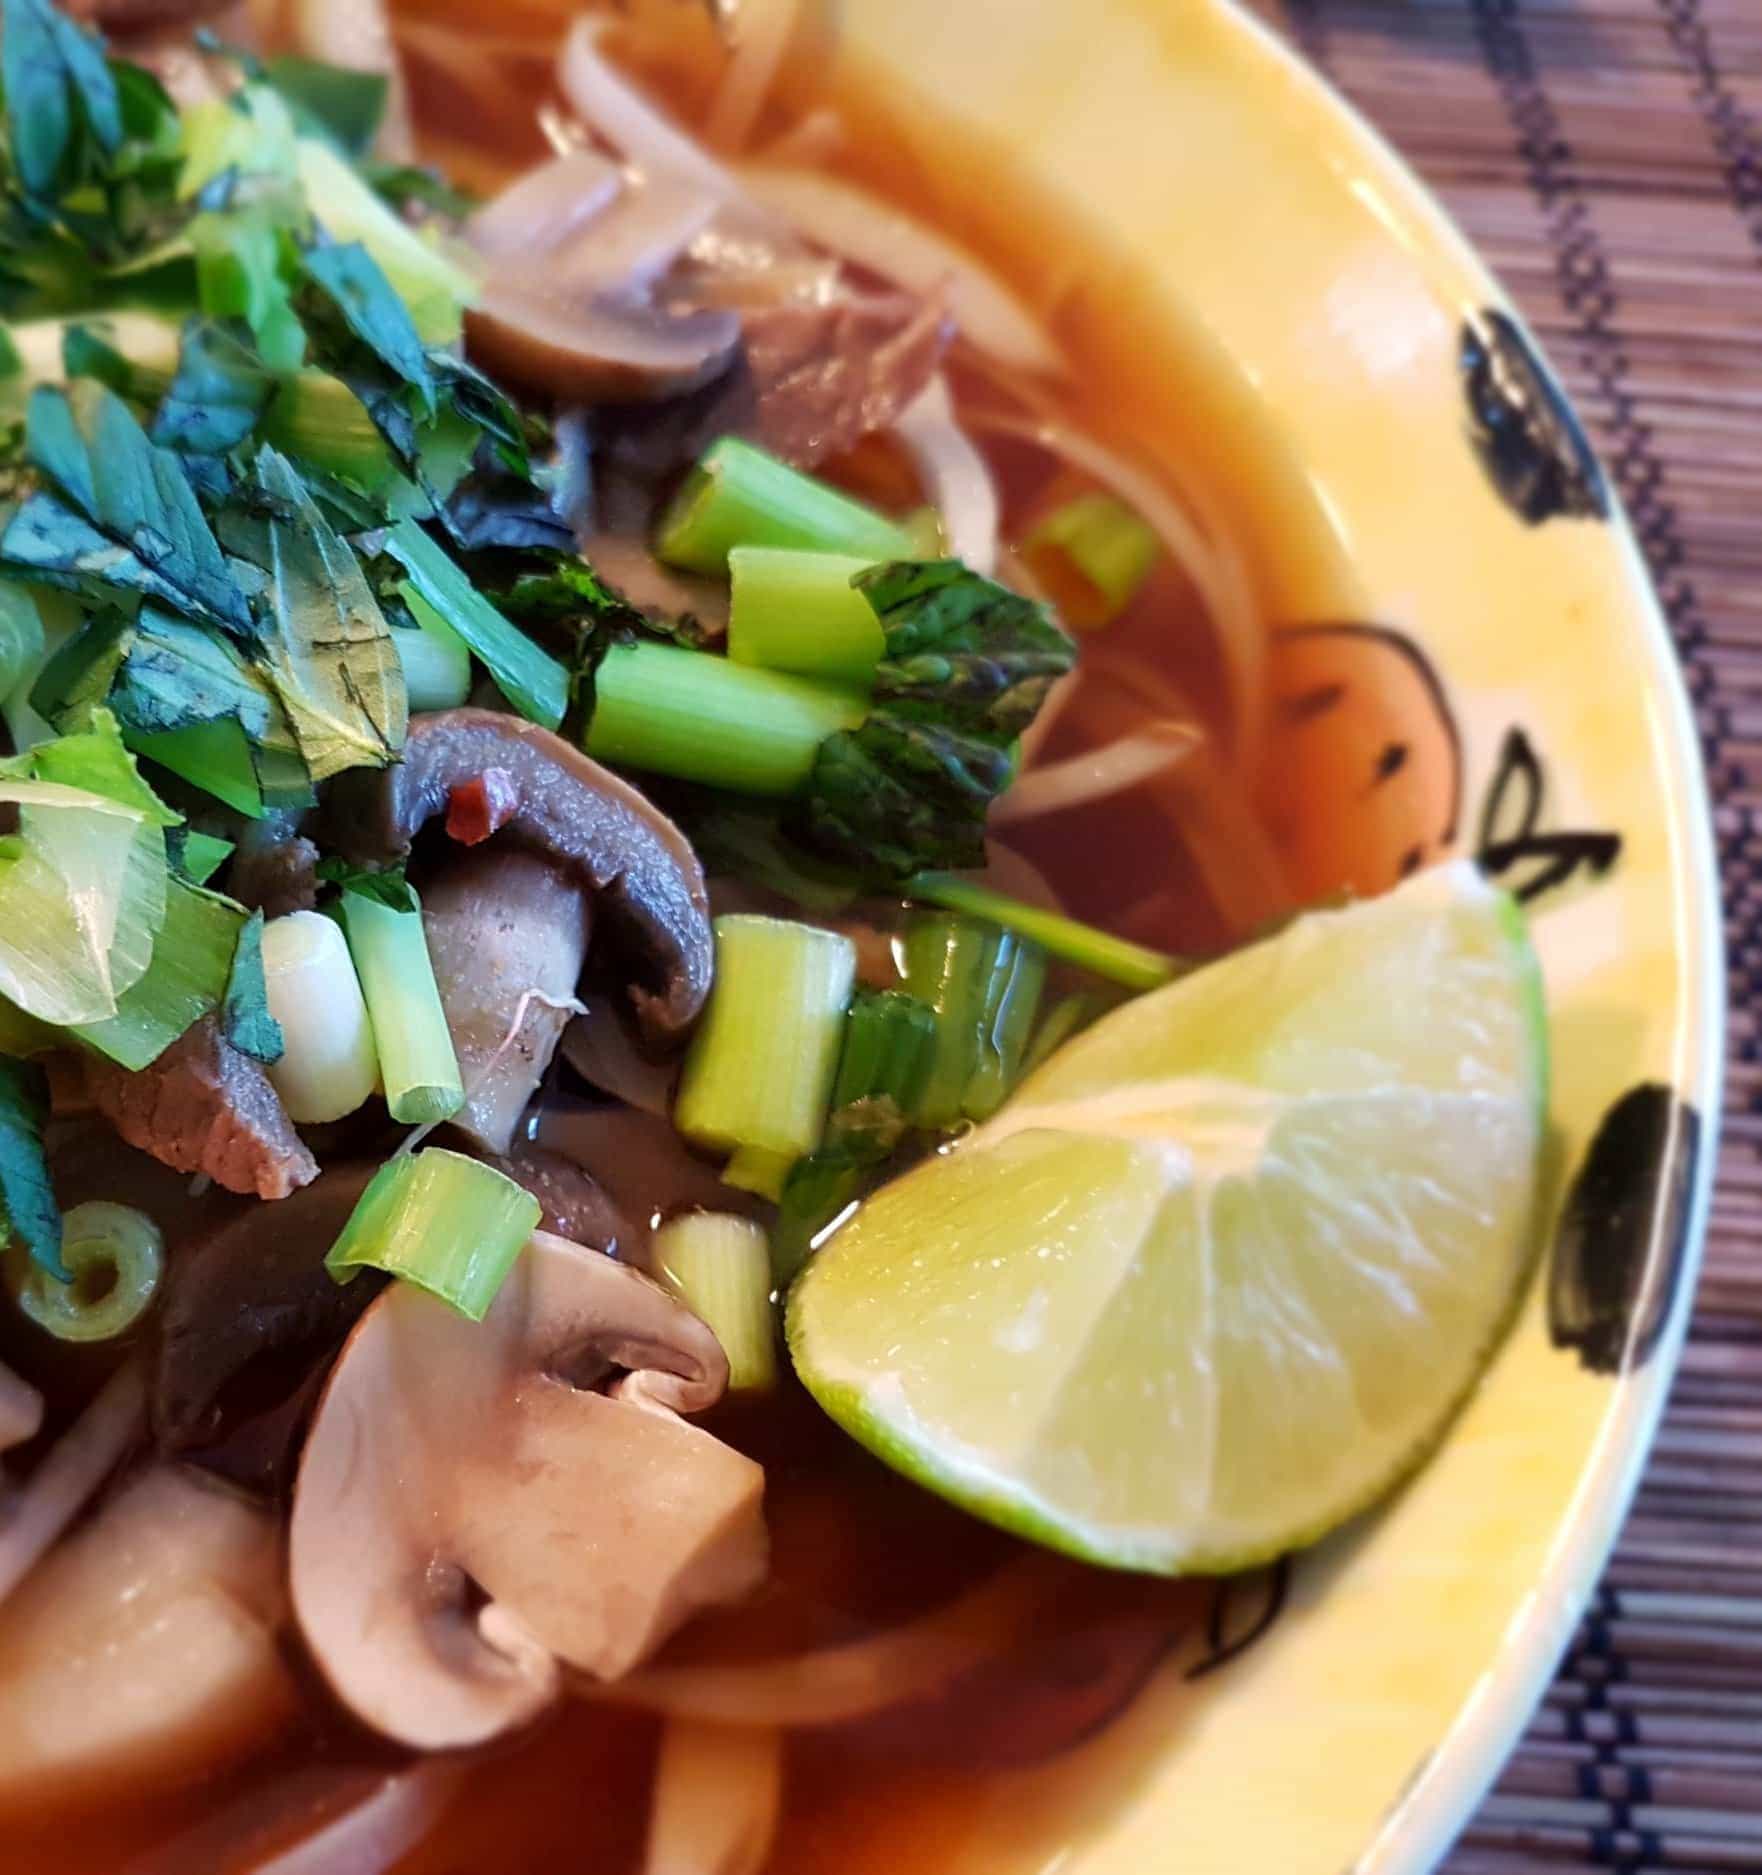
[788,862,1551,1575]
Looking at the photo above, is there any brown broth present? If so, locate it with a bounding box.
[0,6,1468,1869]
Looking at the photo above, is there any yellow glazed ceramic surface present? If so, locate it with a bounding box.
[813,2,1723,1871]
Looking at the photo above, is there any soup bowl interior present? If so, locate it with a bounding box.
[797,0,1725,1870]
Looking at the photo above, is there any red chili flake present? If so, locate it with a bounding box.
[445,769,520,845]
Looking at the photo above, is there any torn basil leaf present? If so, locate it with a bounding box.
[1,0,122,201]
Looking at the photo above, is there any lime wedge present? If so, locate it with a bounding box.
[787,861,1548,1573]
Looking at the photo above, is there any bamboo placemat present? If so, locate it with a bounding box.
[1263,1,1761,1868]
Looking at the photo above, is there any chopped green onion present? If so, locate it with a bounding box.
[721,1145,795,1202]
[655,437,915,575]
[260,910,379,1124]
[653,1212,777,1394]
[727,547,883,687]
[1020,492,1160,631]
[129,718,314,820]
[383,519,568,730]
[326,1148,540,1321]
[72,874,241,1071]
[906,873,1186,993]
[1021,989,1108,1079]
[676,916,856,1170]
[772,988,937,1282]
[900,914,1046,1128]
[338,887,463,1126]
[0,580,45,701]
[294,138,477,345]
[8,1201,162,1343]
[584,642,864,796]
[392,586,473,712]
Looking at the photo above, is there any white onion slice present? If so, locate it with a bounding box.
[994,722,1202,826]
[643,1719,783,1875]
[591,1554,1059,1727]
[467,149,624,260]
[970,407,1263,766]
[257,1765,461,1875]
[737,164,1063,376]
[560,18,742,197]
[703,0,802,155]
[893,376,999,575]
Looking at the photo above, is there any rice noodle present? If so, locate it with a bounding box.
[590,1554,1062,1727]
[968,407,1264,767]
[761,106,843,166]
[0,1363,143,1607]
[643,1718,783,1875]
[1014,667,1078,769]
[737,164,1063,376]
[560,18,742,197]
[893,376,998,575]
[256,1765,462,1875]
[993,722,1202,826]
[703,0,802,155]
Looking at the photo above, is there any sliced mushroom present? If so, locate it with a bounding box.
[421,848,591,1154]
[467,148,625,259]
[467,1143,632,1253]
[291,1231,767,1750]
[149,1164,388,1494]
[553,175,724,301]
[466,277,742,405]
[325,709,713,1049]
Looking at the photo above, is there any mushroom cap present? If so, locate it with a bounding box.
[290,1232,767,1751]
[324,710,713,1048]
[465,281,741,406]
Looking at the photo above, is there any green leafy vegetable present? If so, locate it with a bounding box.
[360,160,475,223]
[381,517,567,728]
[222,906,282,1062]
[1,0,121,201]
[0,1055,63,1276]
[232,446,405,780]
[314,854,416,912]
[1,380,255,636]
[151,316,273,460]
[799,561,1075,876]
[261,55,387,158]
[168,824,231,885]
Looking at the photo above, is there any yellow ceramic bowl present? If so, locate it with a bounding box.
[814,1,1723,1870]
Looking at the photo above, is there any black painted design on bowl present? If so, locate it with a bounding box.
[1476,726,1622,904]
[1185,1556,1291,1681]
[1461,308,1610,524]
[1550,1084,1701,1373]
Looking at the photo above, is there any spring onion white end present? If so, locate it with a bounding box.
[654,1213,778,1393]
[261,910,380,1124]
